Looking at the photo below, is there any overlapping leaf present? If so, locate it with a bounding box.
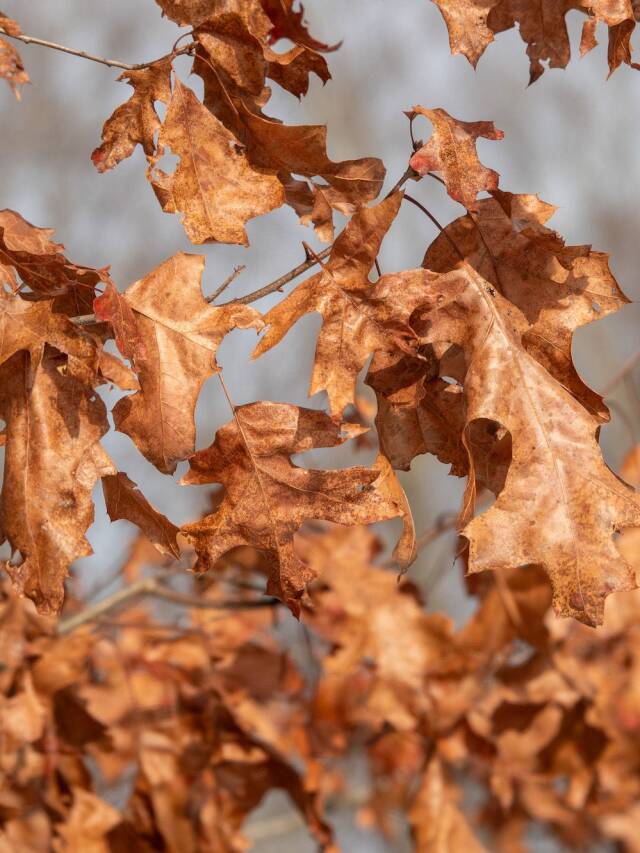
[431,0,640,80]
[417,263,640,625]
[253,193,415,414]
[0,350,115,614]
[424,190,628,420]
[109,252,263,473]
[181,401,415,610]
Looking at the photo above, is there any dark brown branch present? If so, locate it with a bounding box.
[0,26,194,71]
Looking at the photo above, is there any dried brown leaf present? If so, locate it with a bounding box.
[0,350,115,613]
[409,106,503,210]
[112,253,263,473]
[148,79,284,245]
[102,472,180,558]
[181,402,415,610]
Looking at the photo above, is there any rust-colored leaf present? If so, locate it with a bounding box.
[253,193,413,414]
[431,0,501,67]
[112,253,263,473]
[424,190,628,420]
[409,106,503,210]
[181,402,415,610]
[148,79,284,245]
[91,59,172,173]
[0,350,115,614]
[419,264,640,625]
[102,472,180,558]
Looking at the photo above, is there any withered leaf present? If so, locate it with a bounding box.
[0,209,110,314]
[424,190,628,419]
[0,13,28,100]
[253,193,414,414]
[0,289,96,379]
[102,472,180,558]
[420,263,640,625]
[91,59,172,173]
[410,758,488,852]
[93,281,145,366]
[431,0,501,67]
[112,253,263,474]
[0,350,115,614]
[181,402,415,610]
[409,106,503,210]
[148,79,284,245]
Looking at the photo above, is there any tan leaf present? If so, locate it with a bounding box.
[0,350,115,614]
[97,350,140,391]
[155,0,272,34]
[409,758,489,852]
[0,209,110,314]
[52,789,120,853]
[0,289,97,379]
[431,0,501,67]
[409,106,503,210]
[91,59,172,172]
[302,525,454,731]
[424,190,628,419]
[420,264,640,625]
[112,253,263,473]
[102,472,180,558]
[181,401,415,611]
[253,193,413,414]
[148,79,284,245]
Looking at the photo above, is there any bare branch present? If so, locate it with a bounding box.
[57,570,279,636]
[0,26,194,71]
[209,264,246,302]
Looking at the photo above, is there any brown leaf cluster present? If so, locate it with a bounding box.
[92,1,383,244]
[431,0,640,81]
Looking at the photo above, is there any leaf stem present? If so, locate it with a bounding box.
[403,193,464,260]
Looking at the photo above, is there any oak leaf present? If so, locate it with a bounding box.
[148,79,284,245]
[0,289,97,381]
[431,0,501,67]
[253,193,414,414]
[102,472,180,558]
[91,59,172,173]
[111,252,263,473]
[418,263,640,625]
[424,190,628,420]
[181,401,415,610]
[409,106,503,210]
[0,209,110,314]
[0,350,115,614]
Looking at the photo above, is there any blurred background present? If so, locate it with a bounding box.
[1,1,638,849]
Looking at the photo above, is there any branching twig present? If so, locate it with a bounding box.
[57,569,279,636]
[0,26,195,71]
[209,264,246,302]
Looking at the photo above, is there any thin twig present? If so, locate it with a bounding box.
[57,569,278,636]
[385,163,418,198]
[403,193,464,260]
[208,264,246,302]
[222,246,332,306]
[0,27,195,71]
